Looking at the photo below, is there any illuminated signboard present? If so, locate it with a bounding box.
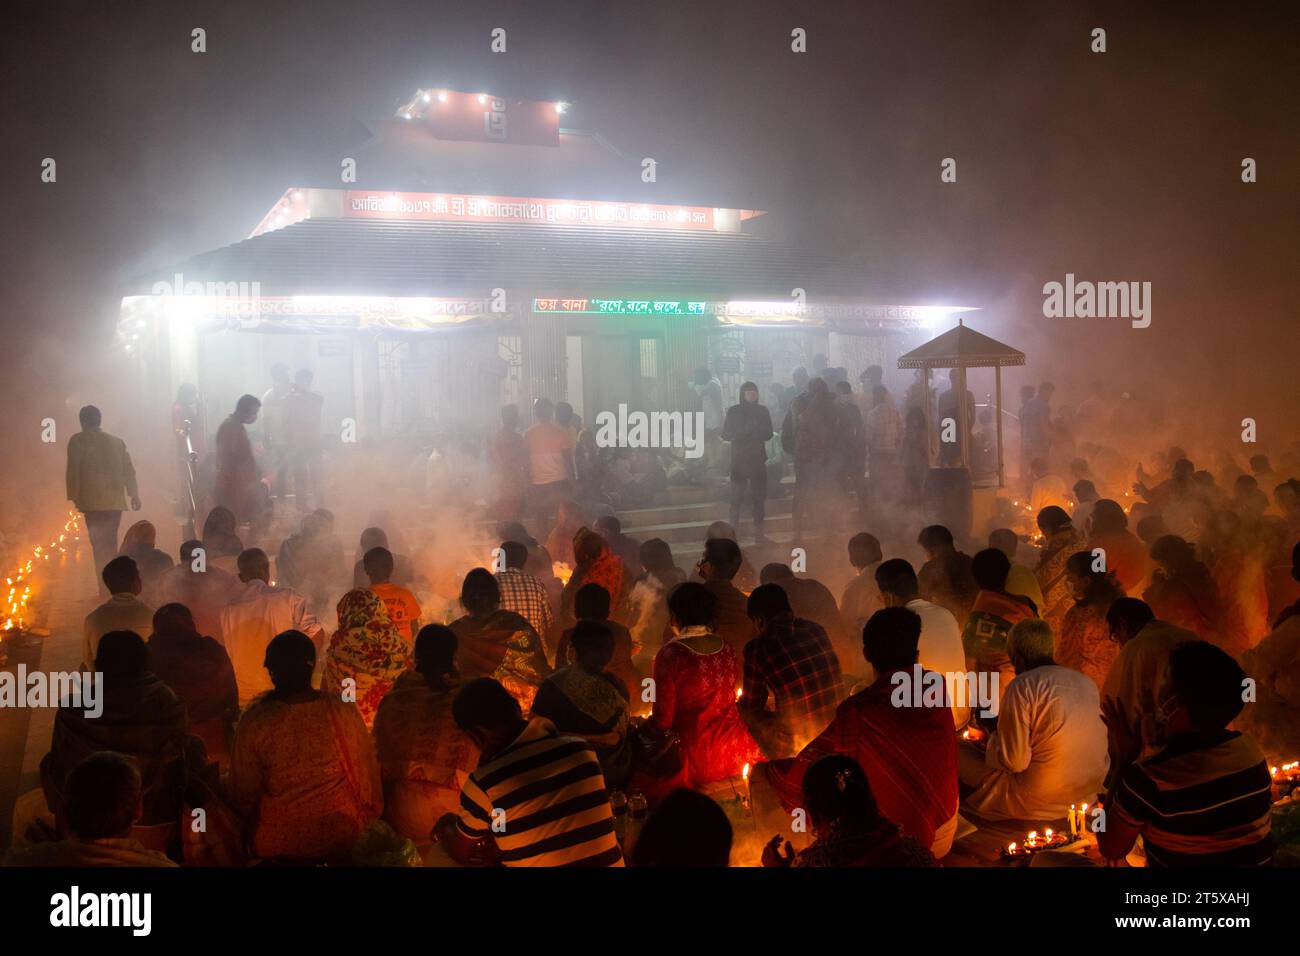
[533,298,707,315]
[345,191,719,231]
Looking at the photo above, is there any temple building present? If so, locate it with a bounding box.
[118,88,976,442]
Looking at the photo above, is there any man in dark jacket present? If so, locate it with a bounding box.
[722,382,775,543]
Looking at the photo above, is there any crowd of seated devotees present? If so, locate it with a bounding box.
[5,503,1292,868]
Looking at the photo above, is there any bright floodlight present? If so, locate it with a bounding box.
[436,91,447,103]
[477,94,487,104]
[555,101,568,114]
[421,92,430,103]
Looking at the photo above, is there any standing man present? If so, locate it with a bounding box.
[486,404,528,524]
[285,368,325,512]
[214,394,264,534]
[524,398,575,537]
[690,367,725,477]
[260,364,293,502]
[66,405,140,583]
[721,381,774,544]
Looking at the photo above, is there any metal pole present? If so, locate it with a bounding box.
[995,365,1005,488]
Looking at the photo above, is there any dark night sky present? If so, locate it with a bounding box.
[2,0,1298,440]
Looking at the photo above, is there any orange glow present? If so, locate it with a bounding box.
[2,509,81,632]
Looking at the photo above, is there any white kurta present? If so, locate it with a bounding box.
[219,579,324,704]
[965,664,1109,821]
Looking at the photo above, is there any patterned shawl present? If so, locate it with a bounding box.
[324,589,412,728]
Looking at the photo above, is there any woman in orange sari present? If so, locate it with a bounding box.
[1057,551,1125,688]
[230,630,382,863]
[1034,506,1082,634]
[559,527,629,630]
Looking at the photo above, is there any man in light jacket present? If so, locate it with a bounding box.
[66,405,140,583]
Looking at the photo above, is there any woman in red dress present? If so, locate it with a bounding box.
[640,583,759,797]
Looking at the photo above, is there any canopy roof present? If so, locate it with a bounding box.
[897,320,1025,369]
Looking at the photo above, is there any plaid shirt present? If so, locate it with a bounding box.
[742,614,844,756]
[495,568,553,637]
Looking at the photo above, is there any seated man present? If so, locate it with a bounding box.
[494,539,554,640]
[1100,598,1196,769]
[672,536,755,662]
[83,556,154,670]
[5,752,176,867]
[156,539,238,641]
[759,562,853,676]
[532,620,632,790]
[840,532,884,645]
[739,584,844,759]
[42,630,189,831]
[1099,640,1273,867]
[761,607,959,858]
[363,546,422,642]
[960,618,1109,822]
[351,526,417,589]
[554,583,638,698]
[916,525,978,624]
[435,678,623,867]
[876,558,968,728]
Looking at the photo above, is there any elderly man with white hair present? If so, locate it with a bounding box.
[959,618,1109,821]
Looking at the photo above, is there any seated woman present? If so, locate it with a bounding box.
[229,630,382,864]
[147,603,239,768]
[532,620,633,790]
[558,528,629,633]
[41,630,188,834]
[322,589,412,729]
[6,753,177,867]
[1143,535,1225,642]
[637,583,759,798]
[372,625,478,843]
[118,520,174,603]
[200,506,244,574]
[1086,499,1153,595]
[1057,551,1125,689]
[624,538,686,673]
[762,754,935,867]
[449,569,550,710]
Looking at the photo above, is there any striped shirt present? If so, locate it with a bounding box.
[456,716,623,867]
[1112,731,1273,867]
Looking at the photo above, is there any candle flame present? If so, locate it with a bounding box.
[742,762,750,782]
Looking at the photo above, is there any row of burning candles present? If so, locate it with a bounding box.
[1005,803,1091,857]
[2,509,81,632]
[1005,762,1300,858]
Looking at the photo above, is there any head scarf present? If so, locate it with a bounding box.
[324,589,411,727]
[573,527,624,602]
[120,520,157,554]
